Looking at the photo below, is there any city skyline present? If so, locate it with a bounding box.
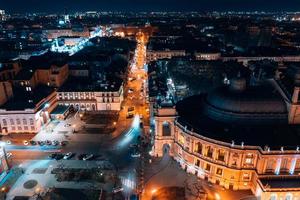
[1,0,300,13]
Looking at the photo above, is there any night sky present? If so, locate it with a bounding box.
[1,0,300,13]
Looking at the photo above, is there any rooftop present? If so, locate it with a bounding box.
[176,95,300,149]
[0,85,54,111]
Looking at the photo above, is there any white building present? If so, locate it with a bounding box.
[56,78,124,111]
[0,87,57,134]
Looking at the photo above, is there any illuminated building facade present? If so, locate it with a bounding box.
[146,50,186,63]
[0,86,56,134]
[57,78,124,111]
[153,75,300,199]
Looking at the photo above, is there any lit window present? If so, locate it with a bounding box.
[178,133,185,145]
[243,173,250,181]
[216,168,223,176]
[205,163,211,172]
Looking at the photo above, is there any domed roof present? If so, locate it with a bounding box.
[204,80,288,124]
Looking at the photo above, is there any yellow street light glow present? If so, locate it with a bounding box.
[151,189,157,194]
[215,192,221,200]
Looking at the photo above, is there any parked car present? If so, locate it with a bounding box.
[45,140,52,145]
[60,141,67,146]
[83,154,94,161]
[112,187,124,193]
[30,141,37,145]
[6,140,11,145]
[52,140,59,146]
[23,140,29,146]
[6,152,12,158]
[48,153,57,159]
[77,154,86,160]
[131,149,141,158]
[38,141,45,146]
[63,152,74,160]
[55,154,63,160]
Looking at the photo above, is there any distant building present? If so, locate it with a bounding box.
[0,10,6,21]
[194,52,221,61]
[146,50,186,63]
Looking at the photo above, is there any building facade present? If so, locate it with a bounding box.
[56,84,124,111]
[153,105,300,200]
[0,89,56,134]
[146,50,186,63]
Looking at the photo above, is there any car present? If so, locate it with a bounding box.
[6,140,11,145]
[112,187,124,193]
[139,122,143,128]
[77,154,86,160]
[23,140,29,146]
[83,154,94,161]
[30,141,37,145]
[55,154,63,160]
[49,153,58,159]
[131,151,141,158]
[63,152,74,160]
[64,123,71,127]
[52,140,59,146]
[6,152,12,158]
[38,141,45,146]
[45,140,52,145]
[126,113,134,119]
[60,141,68,146]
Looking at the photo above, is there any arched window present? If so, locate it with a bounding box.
[162,121,171,136]
[194,142,202,154]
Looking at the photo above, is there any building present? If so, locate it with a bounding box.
[13,61,69,89]
[153,74,300,199]
[0,10,6,21]
[146,50,186,63]
[44,27,90,40]
[195,52,221,61]
[57,77,124,111]
[0,85,56,134]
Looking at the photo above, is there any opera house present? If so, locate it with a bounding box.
[153,66,300,199]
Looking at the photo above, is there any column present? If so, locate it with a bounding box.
[289,158,297,175]
[275,158,282,175]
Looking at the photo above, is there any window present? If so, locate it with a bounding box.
[205,163,211,172]
[205,146,213,158]
[23,118,27,125]
[18,126,22,130]
[245,154,254,165]
[29,118,34,125]
[24,126,28,131]
[178,133,185,145]
[195,159,200,167]
[217,150,225,162]
[11,126,15,131]
[194,142,202,154]
[216,168,223,176]
[243,173,250,181]
[16,119,20,125]
[10,119,14,125]
[162,121,171,136]
[2,119,7,126]
[31,126,35,131]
